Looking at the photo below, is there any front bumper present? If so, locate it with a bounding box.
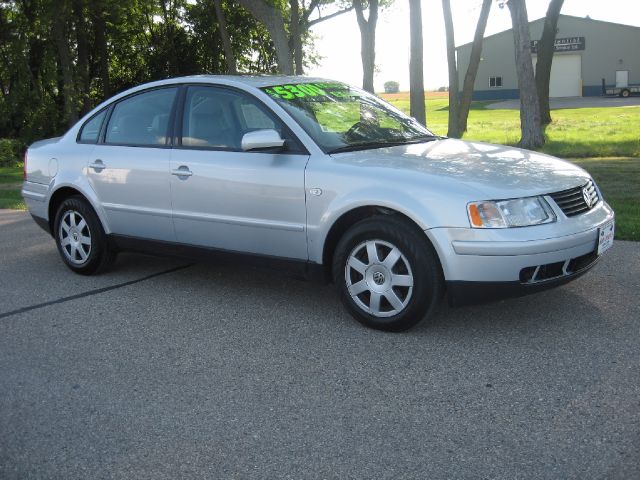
[446,251,599,306]
[426,201,615,304]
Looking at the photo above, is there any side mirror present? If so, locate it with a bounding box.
[241,129,285,152]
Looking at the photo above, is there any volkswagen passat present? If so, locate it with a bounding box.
[22,76,615,331]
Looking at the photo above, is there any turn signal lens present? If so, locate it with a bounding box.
[468,204,482,227]
[467,201,505,228]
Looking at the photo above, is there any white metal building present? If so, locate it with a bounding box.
[455,15,640,100]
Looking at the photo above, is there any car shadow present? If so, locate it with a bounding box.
[139,252,609,341]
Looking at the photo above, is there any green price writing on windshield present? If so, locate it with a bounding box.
[263,83,350,100]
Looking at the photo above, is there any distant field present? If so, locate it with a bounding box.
[380,91,449,101]
[379,91,640,158]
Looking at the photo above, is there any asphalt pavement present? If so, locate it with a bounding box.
[1,209,639,479]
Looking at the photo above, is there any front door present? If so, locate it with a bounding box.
[87,87,178,241]
[170,85,309,260]
[616,70,629,88]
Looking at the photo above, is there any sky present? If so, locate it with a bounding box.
[306,0,640,91]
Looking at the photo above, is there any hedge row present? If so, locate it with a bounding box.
[0,139,26,167]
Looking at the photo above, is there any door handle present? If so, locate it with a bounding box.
[89,159,106,171]
[172,166,193,177]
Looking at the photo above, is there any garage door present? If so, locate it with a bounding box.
[534,54,582,97]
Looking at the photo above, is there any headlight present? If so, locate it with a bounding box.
[467,196,556,228]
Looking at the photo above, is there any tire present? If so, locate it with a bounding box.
[620,89,630,98]
[53,196,116,275]
[332,215,444,332]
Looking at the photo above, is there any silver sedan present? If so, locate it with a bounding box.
[22,76,615,331]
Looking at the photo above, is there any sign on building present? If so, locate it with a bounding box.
[531,36,585,53]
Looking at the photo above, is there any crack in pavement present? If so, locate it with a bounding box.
[0,263,194,320]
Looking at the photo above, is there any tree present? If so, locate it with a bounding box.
[213,0,237,73]
[456,0,491,135]
[236,0,294,74]
[535,0,564,125]
[290,0,303,74]
[442,0,458,136]
[353,0,379,93]
[236,0,353,75]
[506,0,544,149]
[442,0,491,138]
[408,0,425,125]
[89,0,111,98]
[72,0,92,114]
[51,1,78,127]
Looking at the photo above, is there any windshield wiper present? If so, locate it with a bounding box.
[328,136,439,154]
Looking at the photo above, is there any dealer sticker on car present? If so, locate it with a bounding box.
[598,219,615,255]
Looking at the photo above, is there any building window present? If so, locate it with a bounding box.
[489,76,503,88]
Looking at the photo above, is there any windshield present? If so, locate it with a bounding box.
[260,81,438,153]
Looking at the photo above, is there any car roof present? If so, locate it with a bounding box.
[136,75,338,90]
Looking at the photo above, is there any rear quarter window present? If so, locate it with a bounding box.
[78,109,107,143]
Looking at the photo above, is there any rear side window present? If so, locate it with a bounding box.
[78,109,107,143]
[105,87,177,146]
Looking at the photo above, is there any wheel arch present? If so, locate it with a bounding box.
[48,185,110,236]
[321,205,440,276]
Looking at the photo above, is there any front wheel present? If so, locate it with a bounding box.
[333,215,443,331]
[54,196,116,275]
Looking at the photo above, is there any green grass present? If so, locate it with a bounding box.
[381,93,640,158]
[0,166,25,210]
[0,166,22,184]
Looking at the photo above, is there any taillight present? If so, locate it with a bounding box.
[23,150,27,181]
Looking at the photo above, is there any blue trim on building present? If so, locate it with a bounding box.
[583,84,609,96]
[472,85,614,100]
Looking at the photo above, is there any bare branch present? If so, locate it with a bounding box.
[307,6,355,27]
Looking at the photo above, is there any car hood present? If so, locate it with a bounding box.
[331,139,591,199]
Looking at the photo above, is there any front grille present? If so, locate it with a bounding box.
[548,179,599,217]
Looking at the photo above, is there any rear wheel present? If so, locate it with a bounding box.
[333,215,443,331]
[54,196,116,275]
[620,89,631,98]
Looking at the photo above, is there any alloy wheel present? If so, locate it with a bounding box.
[59,210,92,265]
[344,239,414,318]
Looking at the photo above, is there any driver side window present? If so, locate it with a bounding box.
[180,86,303,153]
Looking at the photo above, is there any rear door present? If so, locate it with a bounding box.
[169,85,309,259]
[86,87,178,241]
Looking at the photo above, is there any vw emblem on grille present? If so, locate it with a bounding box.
[582,187,593,208]
[372,271,385,285]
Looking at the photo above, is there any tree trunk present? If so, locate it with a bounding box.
[236,0,293,75]
[442,0,459,137]
[72,0,91,114]
[52,5,78,127]
[90,0,110,98]
[289,0,304,74]
[507,0,545,149]
[457,0,492,134]
[535,0,564,125]
[354,0,378,93]
[408,0,425,125]
[213,0,237,74]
